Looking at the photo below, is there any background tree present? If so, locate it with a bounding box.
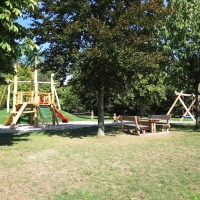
[0,0,38,84]
[56,85,87,113]
[161,0,200,126]
[30,0,170,136]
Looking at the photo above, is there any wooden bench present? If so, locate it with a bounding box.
[120,115,150,135]
[148,115,171,132]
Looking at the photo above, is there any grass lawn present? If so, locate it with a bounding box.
[0,108,101,125]
[0,122,199,200]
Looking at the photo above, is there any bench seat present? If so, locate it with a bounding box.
[148,115,171,132]
[120,116,150,135]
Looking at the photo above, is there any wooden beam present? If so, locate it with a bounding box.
[12,61,18,113]
[7,83,10,113]
[167,91,183,115]
[51,73,55,105]
[9,80,58,84]
[178,97,195,122]
[54,85,61,110]
[175,91,195,97]
[180,98,196,122]
[34,56,39,127]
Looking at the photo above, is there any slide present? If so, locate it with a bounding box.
[54,108,69,123]
[39,97,69,123]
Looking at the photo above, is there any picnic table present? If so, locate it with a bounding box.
[139,118,160,133]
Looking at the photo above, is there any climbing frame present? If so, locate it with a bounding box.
[3,61,60,128]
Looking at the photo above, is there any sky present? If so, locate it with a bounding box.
[17,17,50,50]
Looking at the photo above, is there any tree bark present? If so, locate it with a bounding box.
[98,90,105,136]
[196,83,200,128]
[139,101,145,118]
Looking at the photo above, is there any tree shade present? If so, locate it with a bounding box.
[30,0,170,135]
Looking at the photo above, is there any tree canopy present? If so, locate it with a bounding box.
[30,0,170,135]
[161,0,200,126]
[0,0,38,83]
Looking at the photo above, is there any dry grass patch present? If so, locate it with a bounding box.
[0,125,199,200]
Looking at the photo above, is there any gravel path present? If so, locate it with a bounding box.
[0,120,194,134]
[0,121,115,133]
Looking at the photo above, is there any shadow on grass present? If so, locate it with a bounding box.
[170,123,197,131]
[0,132,30,146]
[71,115,98,120]
[0,123,199,146]
[0,124,121,146]
[41,124,122,138]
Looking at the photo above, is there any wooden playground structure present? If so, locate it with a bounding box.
[2,60,68,129]
[167,91,196,123]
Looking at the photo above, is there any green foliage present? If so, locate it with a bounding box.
[191,193,200,200]
[33,0,169,91]
[0,0,38,83]
[30,0,171,119]
[160,0,200,126]
[161,0,200,91]
[56,85,85,113]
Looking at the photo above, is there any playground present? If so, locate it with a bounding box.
[0,82,199,199]
[0,61,199,199]
[0,61,69,129]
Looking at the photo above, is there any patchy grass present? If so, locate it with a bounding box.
[0,124,199,200]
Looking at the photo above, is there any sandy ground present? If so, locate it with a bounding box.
[0,121,115,134]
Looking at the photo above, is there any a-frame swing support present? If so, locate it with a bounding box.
[167,91,196,123]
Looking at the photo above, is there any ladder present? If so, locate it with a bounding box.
[9,102,28,129]
[3,113,15,126]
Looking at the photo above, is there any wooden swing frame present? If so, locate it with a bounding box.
[167,91,196,123]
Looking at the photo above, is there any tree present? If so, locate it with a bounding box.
[56,85,86,113]
[0,0,38,84]
[30,0,170,136]
[161,0,200,127]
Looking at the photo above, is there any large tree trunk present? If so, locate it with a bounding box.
[191,55,200,128]
[98,90,105,136]
[196,83,200,128]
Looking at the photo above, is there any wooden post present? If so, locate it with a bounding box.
[54,85,61,110]
[34,56,38,127]
[51,74,55,105]
[51,74,56,125]
[7,82,10,113]
[30,68,34,125]
[12,62,18,114]
[180,97,196,122]
[179,97,196,122]
[30,91,34,125]
[91,110,94,120]
[31,68,34,92]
